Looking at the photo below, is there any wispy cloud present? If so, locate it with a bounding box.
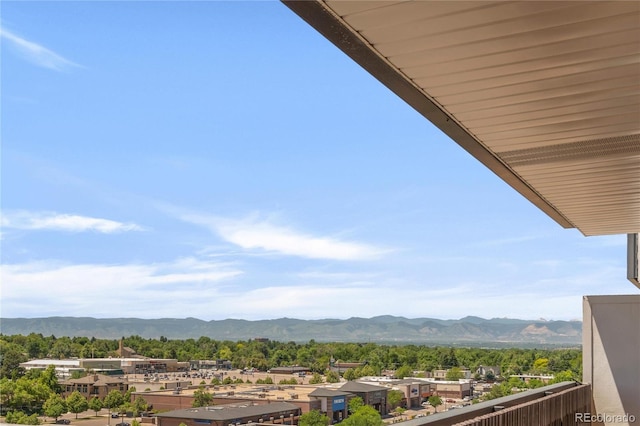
[181,212,388,261]
[0,27,81,71]
[0,258,243,318]
[1,211,143,233]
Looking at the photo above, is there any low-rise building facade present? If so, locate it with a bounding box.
[61,374,128,400]
[155,402,301,426]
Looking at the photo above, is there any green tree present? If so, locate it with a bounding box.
[218,346,233,360]
[124,386,137,401]
[192,388,214,407]
[12,377,52,413]
[340,405,383,426]
[88,396,103,416]
[392,407,406,417]
[427,395,442,413]
[348,396,364,414]
[0,378,16,409]
[325,371,340,383]
[43,394,67,421]
[104,389,124,417]
[386,390,404,410]
[532,358,549,373]
[298,410,330,426]
[39,365,61,393]
[343,368,357,381]
[308,373,324,384]
[550,370,576,384]
[5,411,41,425]
[359,365,377,377]
[132,396,148,416]
[0,342,27,379]
[66,391,89,419]
[256,377,273,385]
[445,367,464,381]
[393,365,412,379]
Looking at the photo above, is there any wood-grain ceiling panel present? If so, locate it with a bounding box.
[371,3,635,58]
[459,93,639,125]
[323,1,399,17]
[386,12,638,68]
[483,121,639,149]
[440,74,638,111]
[413,44,638,92]
[426,63,639,98]
[401,28,638,76]
[330,1,490,31]
[349,2,570,44]
[472,105,639,134]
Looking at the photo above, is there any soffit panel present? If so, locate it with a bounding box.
[284,0,640,236]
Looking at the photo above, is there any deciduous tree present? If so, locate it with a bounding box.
[298,410,330,426]
[104,389,124,416]
[66,391,89,419]
[348,397,364,414]
[386,390,404,410]
[192,388,213,408]
[427,395,442,413]
[340,405,383,426]
[445,367,464,381]
[88,396,103,416]
[43,394,67,421]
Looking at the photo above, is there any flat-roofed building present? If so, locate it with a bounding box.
[268,366,309,375]
[20,359,83,379]
[134,384,319,413]
[155,402,301,426]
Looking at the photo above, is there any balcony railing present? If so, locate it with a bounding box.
[406,381,591,426]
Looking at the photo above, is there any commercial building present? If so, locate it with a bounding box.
[20,359,85,379]
[338,381,388,415]
[308,388,351,424]
[154,402,301,426]
[19,357,189,378]
[134,384,318,413]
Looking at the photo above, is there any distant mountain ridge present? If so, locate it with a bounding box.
[0,316,582,346]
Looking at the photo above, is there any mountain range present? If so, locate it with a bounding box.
[0,316,582,347]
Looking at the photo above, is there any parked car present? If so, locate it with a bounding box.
[111,414,120,419]
[55,420,70,425]
[116,422,130,426]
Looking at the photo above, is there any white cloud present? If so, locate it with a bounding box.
[0,27,81,71]
[2,211,143,233]
[2,255,628,321]
[181,213,387,261]
[0,258,243,317]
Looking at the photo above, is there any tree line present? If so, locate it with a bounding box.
[1,333,581,380]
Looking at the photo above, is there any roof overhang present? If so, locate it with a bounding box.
[283,0,640,237]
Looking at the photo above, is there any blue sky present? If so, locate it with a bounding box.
[1,1,633,322]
